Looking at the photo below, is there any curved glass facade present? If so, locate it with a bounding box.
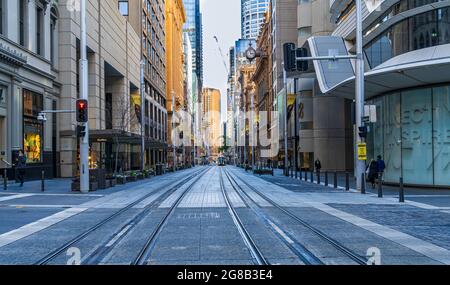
[364,6,450,68]
[366,85,450,187]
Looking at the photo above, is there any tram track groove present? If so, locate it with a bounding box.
[131,167,212,265]
[34,167,209,265]
[222,168,323,265]
[219,169,269,265]
[226,167,368,265]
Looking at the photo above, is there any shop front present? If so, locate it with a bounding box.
[366,85,450,187]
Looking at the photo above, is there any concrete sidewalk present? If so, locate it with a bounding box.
[260,168,450,209]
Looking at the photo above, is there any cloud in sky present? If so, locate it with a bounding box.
[201,0,241,122]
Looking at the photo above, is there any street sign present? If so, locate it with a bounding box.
[358,143,367,161]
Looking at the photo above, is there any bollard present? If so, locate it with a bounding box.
[299,169,302,181]
[345,172,350,191]
[41,170,45,192]
[378,173,383,198]
[3,169,7,190]
[317,172,321,185]
[399,177,405,203]
[310,171,314,183]
[334,172,338,189]
[295,167,298,179]
[361,173,366,194]
[325,172,329,187]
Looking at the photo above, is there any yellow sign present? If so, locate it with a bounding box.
[287,94,296,107]
[358,143,367,161]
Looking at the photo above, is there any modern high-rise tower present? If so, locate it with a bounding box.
[182,0,203,90]
[241,0,270,39]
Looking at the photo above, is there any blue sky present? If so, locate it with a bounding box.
[201,0,241,122]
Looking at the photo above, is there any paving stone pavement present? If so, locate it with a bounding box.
[0,166,448,265]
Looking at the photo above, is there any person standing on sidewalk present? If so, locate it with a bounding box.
[15,150,27,187]
[367,159,378,189]
[315,158,322,173]
[377,155,386,184]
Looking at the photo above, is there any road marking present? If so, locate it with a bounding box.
[309,202,450,265]
[0,194,34,202]
[0,207,88,248]
[268,221,294,244]
[1,204,75,209]
[105,225,132,247]
[2,193,103,197]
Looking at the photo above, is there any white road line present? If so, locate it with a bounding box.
[2,205,76,209]
[268,221,294,244]
[0,207,88,248]
[105,225,132,247]
[308,202,450,265]
[0,194,34,202]
[2,193,103,197]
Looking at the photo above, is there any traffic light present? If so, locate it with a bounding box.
[296,48,309,72]
[77,125,87,138]
[283,43,296,72]
[76,99,88,123]
[358,126,368,139]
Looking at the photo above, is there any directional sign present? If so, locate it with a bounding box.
[358,143,367,161]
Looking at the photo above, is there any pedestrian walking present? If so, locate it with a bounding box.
[376,155,386,182]
[315,158,322,173]
[15,150,27,187]
[367,159,378,189]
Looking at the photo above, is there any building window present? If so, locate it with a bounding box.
[0,0,3,35]
[36,7,44,55]
[19,0,27,46]
[118,1,129,16]
[23,90,43,164]
[50,7,58,65]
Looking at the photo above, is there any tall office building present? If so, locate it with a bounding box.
[182,0,203,91]
[120,0,169,167]
[241,0,270,39]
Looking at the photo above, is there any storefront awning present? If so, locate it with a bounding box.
[311,39,450,99]
[89,130,168,149]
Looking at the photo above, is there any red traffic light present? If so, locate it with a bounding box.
[76,99,88,123]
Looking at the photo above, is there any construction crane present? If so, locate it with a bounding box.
[213,36,230,75]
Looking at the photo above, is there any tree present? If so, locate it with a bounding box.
[105,93,140,175]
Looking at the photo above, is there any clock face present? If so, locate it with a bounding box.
[246,48,256,60]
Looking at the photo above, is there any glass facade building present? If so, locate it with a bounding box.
[182,0,203,87]
[366,85,450,187]
[241,0,270,39]
[330,0,450,187]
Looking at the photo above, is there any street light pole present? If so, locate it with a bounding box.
[140,60,145,172]
[355,0,366,191]
[79,0,89,193]
[283,67,288,177]
[251,92,255,170]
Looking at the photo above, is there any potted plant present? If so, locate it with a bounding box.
[137,171,144,180]
[71,178,80,192]
[106,174,117,187]
[128,171,137,182]
[117,174,127,185]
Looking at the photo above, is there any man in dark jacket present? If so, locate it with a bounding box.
[16,150,27,187]
[315,159,322,173]
[377,155,386,181]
